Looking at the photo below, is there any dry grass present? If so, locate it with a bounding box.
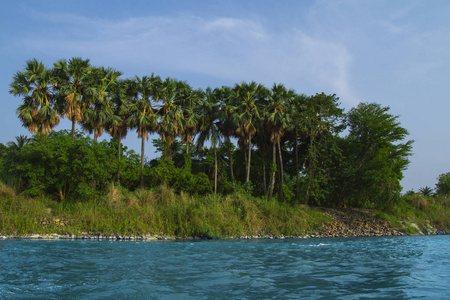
[0,182,16,198]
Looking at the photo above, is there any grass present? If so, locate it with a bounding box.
[0,183,332,238]
[1,182,449,238]
[377,193,450,234]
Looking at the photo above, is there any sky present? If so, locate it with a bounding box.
[1,0,449,192]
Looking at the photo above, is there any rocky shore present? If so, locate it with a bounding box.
[1,208,448,241]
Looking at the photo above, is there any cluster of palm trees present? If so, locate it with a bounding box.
[10,57,343,201]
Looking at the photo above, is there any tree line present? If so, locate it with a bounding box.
[5,57,414,208]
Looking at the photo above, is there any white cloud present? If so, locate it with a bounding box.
[21,12,357,104]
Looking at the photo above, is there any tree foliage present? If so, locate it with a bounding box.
[6,57,418,210]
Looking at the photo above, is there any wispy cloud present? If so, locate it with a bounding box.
[21,11,357,104]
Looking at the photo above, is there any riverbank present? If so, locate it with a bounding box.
[1,183,449,240]
[2,207,449,241]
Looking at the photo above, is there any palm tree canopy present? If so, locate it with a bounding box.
[10,58,60,134]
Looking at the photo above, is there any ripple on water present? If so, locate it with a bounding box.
[0,236,449,298]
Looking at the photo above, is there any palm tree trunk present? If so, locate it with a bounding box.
[262,164,267,195]
[117,133,122,185]
[214,142,217,195]
[140,136,145,188]
[227,137,234,182]
[93,132,98,190]
[295,134,299,200]
[277,140,284,202]
[268,142,276,201]
[246,136,252,183]
[71,119,76,142]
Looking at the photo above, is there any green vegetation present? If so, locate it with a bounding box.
[1,57,448,238]
[0,182,330,238]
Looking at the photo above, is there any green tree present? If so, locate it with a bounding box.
[343,102,413,207]
[302,93,344,205]
[436,172,450,196]
[10,59,60,134]
[286,93,307,200]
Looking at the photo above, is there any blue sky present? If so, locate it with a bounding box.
[1,0,449,192]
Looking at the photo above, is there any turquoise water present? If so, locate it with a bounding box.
[0,236,449,299]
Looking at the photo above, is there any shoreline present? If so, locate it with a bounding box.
[2,207,449,241]
[1,232,449,241]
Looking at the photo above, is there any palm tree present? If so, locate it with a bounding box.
[216,86,237,182]
[82,67,122,142]
[233,81,265,183]
[266,83,292,201]
[419,186,434,197]
[178,82,201,156]
[10,59,60,134]
[53,57,92,142]
[197,87,221,194]
[106,79,133,184]
[127,75,161,187]
[7,135,33,151]
[156,77,183,158]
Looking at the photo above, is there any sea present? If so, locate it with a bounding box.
[0,235,449,299]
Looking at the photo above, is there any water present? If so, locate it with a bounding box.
[0,236,449,299]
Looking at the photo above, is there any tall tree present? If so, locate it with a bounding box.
[197,88,222,194]
[287,93,307,200]
[53,57,91,141]
[10,59,60,134]
[127,75,161,188]
[106,79,132,184]
[233,81,265,183]
[342,102,413,207]
[302,93,344,205]
[266,83,292,201]
[216,86,237,182]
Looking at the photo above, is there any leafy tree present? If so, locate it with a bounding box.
[10,59,60,134]
[436,172,450,196]
[1,130,117,200]
[302,93,344,205]
[342,102,413,208]
[286,93,307,200]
